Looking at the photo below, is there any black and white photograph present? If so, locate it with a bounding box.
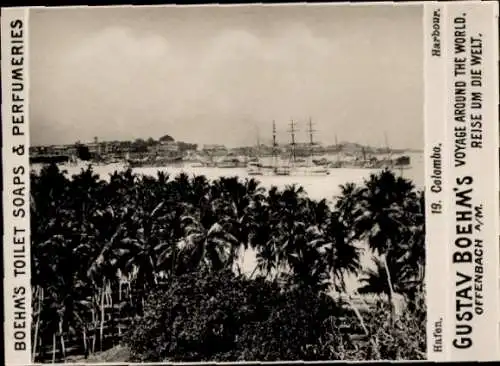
[28,4,425,362]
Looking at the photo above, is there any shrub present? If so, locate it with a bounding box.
[125,270,344,361]
[348,292,426,360]
[294,291,426,361]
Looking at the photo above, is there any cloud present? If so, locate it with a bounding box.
[30,5,423,149]
[46,25,339,144]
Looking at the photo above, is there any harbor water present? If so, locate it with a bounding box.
[32,152,424,202]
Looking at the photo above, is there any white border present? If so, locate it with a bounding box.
[423,1,449,362]
[444,1,499,361]
[2,2,499,364]
[2,6,32,366]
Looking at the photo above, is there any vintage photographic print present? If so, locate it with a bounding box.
[26,4,426,362]
[2,1,498,364]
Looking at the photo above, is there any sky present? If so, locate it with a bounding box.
[30,4,423,149]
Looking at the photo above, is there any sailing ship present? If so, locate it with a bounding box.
[354,132,411,170]
[328,134,343,168]
[289,118,330,176]
[247,121,289,175]
[247,130,265,175]
[247,119,330,176]
[384,132,412,171]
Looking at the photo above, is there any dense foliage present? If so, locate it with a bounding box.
[126,269,343,361]
[31,164,425,362]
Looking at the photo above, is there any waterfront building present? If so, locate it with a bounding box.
[202,144,227,156]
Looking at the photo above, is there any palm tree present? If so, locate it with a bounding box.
[285,225,331,292]
[255,185,309,281]
[335,182,361,227]
[323,212,361,294]
[350,169,419,323]
[358,256,392,296]
[401,190,425,285]
[177,214,240,273]
[31,165,98,361]
[252,184,336,292]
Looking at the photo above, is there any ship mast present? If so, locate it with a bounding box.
[308,117,316,163]
[335,134,340,163]
[384,131,389,154]
[384,131,392,167]
[256,126,260,157]
[272,120,277,166]
[288,119,297,166]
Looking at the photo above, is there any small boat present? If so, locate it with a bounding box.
[190,162,205,168]
[126,155,184,168]
[312,157,330,166]
[274,166,290,176]
[329,161,343,169]
[217,158,246,168]
[291,166,330,176]
[394,155,411,167]
[247,162,263,175]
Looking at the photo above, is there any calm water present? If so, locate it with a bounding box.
[32,152,424,292]
[33,152,424,203]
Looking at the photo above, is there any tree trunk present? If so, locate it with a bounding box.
[91,307,96,354]
[330,271,337,298]
[332,273,347,305]
[117,281,122,339]
[106,282,113,305]
[100,280,106,352]
[83,328,88,359]
[59,320,66,360]
[60,335,66,360]
[346,295,369,336]
[381,253,395,325]
[346,295,380,359]
[108,285,115,346]
[31,287,38,362]
[128,281,133,307]
[51,333,56,363]
[249,266,258,280]
[419,263,425,292]
[32,287,43,362]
